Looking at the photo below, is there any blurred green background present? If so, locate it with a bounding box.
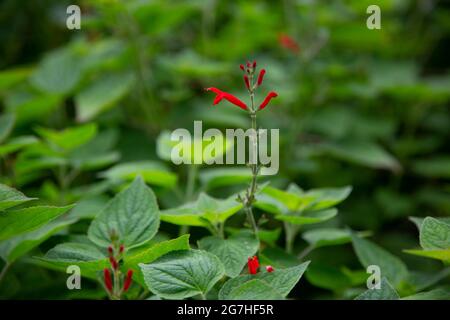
[0,0,449,299]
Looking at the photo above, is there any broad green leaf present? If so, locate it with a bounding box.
[0,205,74,241]
[259,247,299,269]
[219,261,310,300]
[88,176,160,249]
[275,209,337,225]
[302,228,370,248]
[76,72,135,122]
[355,278,399,300]
[161,193,242,227]
[100,161,177,189]
[30,48,82,95]
[140,250,225,299]
[406,268,450,292]
[420,217,450,250]
[351,234,408,286]
[412,156,450,178]
[305,263,353,291]
[305,186,352,211]
[401,288,450,300]
[0,113,15,143]
[227,279,283,300]
[7,94,62,125]
[0,136,38,157]
[199,168,254,189]
[35,123,97,151]
[319,141,401,172]
[68,196,110,220]
[0,183,36,211]
[0,67,31,91]
[0,218,77,263]
[410,216,450,231]
[198,231,259,277]
[404,249,450,263]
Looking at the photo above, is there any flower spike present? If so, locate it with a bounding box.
[259,91,278,110]
[257,69,266,86]
[205,87,248,110]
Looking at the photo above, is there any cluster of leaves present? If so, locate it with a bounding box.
[0,0,449,299]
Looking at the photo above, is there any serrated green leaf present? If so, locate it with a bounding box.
[227,279,283,300]
[351,234,408,286]
[401,288,450,300]
[88,176,160,249]
[0,183,36,211]
[198,231,259,277]
[140,249,225,299]
[219,261,310,300]
[0,205,74,241]
[161,193,242,227]
[355,278,399,300]
[420,217,450,250]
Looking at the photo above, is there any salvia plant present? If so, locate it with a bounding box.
[0,0,449,301]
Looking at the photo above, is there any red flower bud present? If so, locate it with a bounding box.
[240,64,245,71]
[103,268,113,293]
[259,91,278,110]
[252,60,257,68]
[123,269,133,292]
[257,69,266,86]
[244,75,250,90]
[107,246,113,257]
[266,265,274,273]
[119,244,125,254]
[205,87,248,110]
[109,257,118,270]
[279,33,300,54]
[246,61,251,68]
[247,256,259,275]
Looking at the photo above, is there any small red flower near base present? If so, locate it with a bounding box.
[266,265,274,273]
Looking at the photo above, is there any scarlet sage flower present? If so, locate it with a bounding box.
[244,75,250,90]
[123,270,133,292]
[278,33,300,54]
[259,91,278,110]
[257,69,266,86]
[205,87,248,110]
[109,256,118,270]
[247,256,259,274]
[104,268,113,293]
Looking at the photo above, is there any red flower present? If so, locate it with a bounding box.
[257,69,266,86]
[279,33,300,54]
[266,265,274,273]
[259,91,278,110]
[119,244,125,254]
[244,75,250,90]
[247,256,259,275]
[107,246,113,257]
[104,268,113,293]
[123,270,133,292]
[205,87,248,110]
[109,257,118,270]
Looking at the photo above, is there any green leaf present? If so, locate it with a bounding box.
[275,209,337,225]
[401,288,450,300]
[355,278,399,300]
[0,218,77,263]
[76,72,135,122]
[139,249,225,299]
[302,228,370,248]
[199,168,254,189]
[0,205,74,241]
[420,217,450,250]
[412,156,450,178]
[30,48,82,95]
[0,67,31,91]
[35,123,97,151]
[227,279,283,300]
[198,231,259,277]
[88,176,160,248]
[161,193,242,227]
[351,234,408,286]
[100,161,177,189]
[0,113,15,143]
[0,183,36,211]
[0,136,38,157]
[305,263,354,291]
[404,249,450,263]
[219,261,310,300]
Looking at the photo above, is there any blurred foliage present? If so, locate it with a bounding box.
[0,0,449,299]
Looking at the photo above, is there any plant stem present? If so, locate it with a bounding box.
[298,244,314,261]
[284,222,299,254]
[0,263,11,287]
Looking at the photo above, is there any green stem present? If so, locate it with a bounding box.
[284,222,298,254]
[298,244,314,261]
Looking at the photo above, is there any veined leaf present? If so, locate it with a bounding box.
[227,279,283,300]
[140,250,225,299]
[198,231,259,277]
[35,123,97,151]
[88,176,160,249]
[0,183,36,211]
[420,217,450,250]
[275,209,337,225]
[355,278,399,300]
